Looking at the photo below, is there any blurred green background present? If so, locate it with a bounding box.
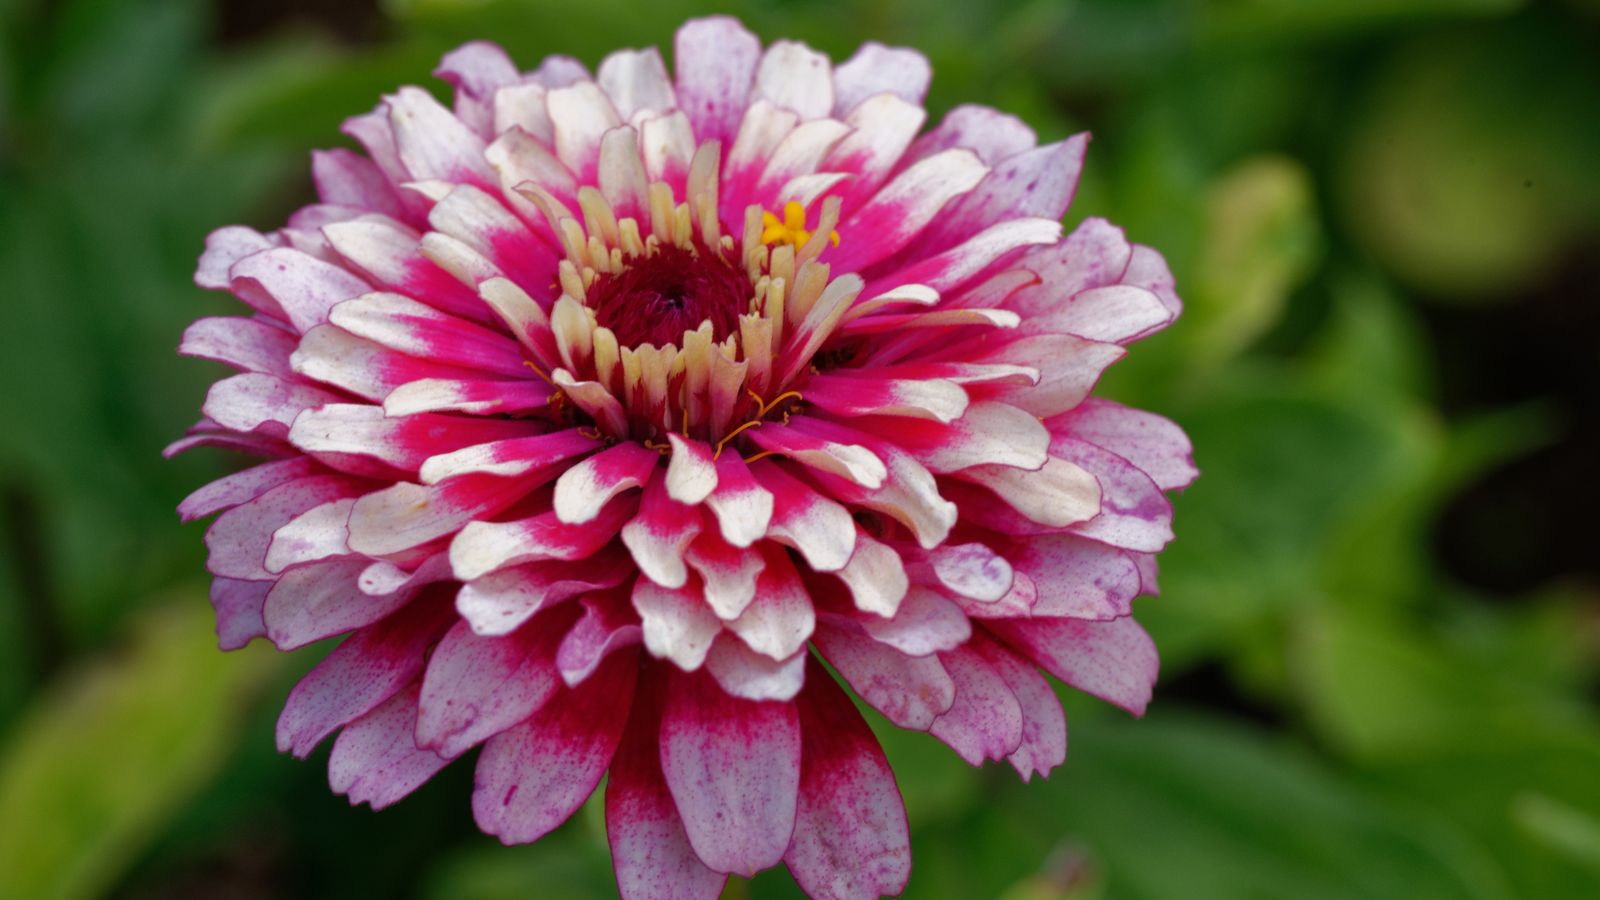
[2,0,1598,897]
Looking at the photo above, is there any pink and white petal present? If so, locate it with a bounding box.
[988,615,1159,716]
[357,553,454,597]
[821,94,925,210]
[387,86,494,184]
[598,126,651,218]
[179,316,297,378]
[1008,218,1132,317]
[928,644,1023,765]
[275,594,455,757]
[548,81,624,180]
[924,542,1015,603]
[752,461,856,573]
[746,419,886,488]
[449,496,637,580]
[557,593,643,686]
[229,248,371,336]
[1054,438,1175,552]
[606,673,728,900]
[802,372,968,424]
[322,218,492,325]
[622,476,704,589]
[598,47,676,121]
[179,456,319,523]
[834,532,909,617]
[348,472,546,558]
[202,373,341,440]
[955,456,1101,529]
[804,438,956,550]
[195,226,278,291]
[877,401,1049,474]
[313,149,405,219]
[830,149,988,273]
[553,441,659,525]
[632,578,720,671]
[264,557,420,650]
[726,546,814,659]
[672,15,761,147]
[417,609,574,758]
[705,635,806,702]
[812,624,954,730]
[1051,399,1198,491]
[209,578,271,650]
[426,184,558,297]
[434,41,519,136]
[832,42,929,112]
[855,586,971,657]
[340,105,409,188]
[473,648,637,844]
[975,333,1125,419]
[752,40,832,120]
[920,135,1088,251]
[660,669,801,876]
[291,325,486,402]
[329,683,451,810]
[703,454,773,549]
[906,104,1036,167]
[1131,552,1160,596]
[1126,243,1183,315]
[663,433,717,504]
[206,475,365,580]
[456,546,633,636]
[418,428,594,485]
[290,403,531,476]
[531,55,590,88]
[383,377,551,417]
[785,658,911,900]
[683,534,765,620]
[868,217,1060,298]
[640,110,696,186]
[1037,285,1175,345]
[263,496,356,573]
[970,636,1067,780]
[1009,533,1141,620]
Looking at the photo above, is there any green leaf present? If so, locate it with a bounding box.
[0,595,281,900]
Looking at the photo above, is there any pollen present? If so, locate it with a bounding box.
[761,201,841,251]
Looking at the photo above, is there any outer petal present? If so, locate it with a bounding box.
[472,648,638,844]
[607,673,728,900]
[329,682,451,810]
[987,615,1159,716]
[673,16,761,146]
[813,625,954,730]
[785,658,911,900]
[660,669,801,876]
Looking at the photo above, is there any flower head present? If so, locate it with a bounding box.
[174,16,1195,898]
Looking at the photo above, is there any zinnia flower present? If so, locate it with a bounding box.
[173,15,1195,898]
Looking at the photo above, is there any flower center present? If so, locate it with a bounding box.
[587,243,748,348]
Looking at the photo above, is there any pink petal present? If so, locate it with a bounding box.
[417,428,595,484]
[1051,399,1198,492]
[834,532,909,617]
[382,377,552,417]
[832,42,930,112]
[205,474,365,580]
[417,607,577,758]
[202,372,341,440]
[457,547,633,636]
[785,659,911,900]
[329,682,451,809]
[554,441,660,525]
[621,475,704,589]
[632,577,720,671]
[703,454,773,548]
[289,403,532,476]
[209,577,271,650]
[801,372,968,424]
[660,669,801,876]
[830,149,988,273]
[751,461,856,573]
[312,149,405,221]
[263,555,416,650]
[178,316,297,378]
[1008,533,1141,620]
[1055,438,1175,552]
[606,673,728,900]
[472,648,638,843]
[179,457,318,523]
[906,104,1036,167]
[195,226,277,291]
[987,615,1159,716]
[449,493,637,580]
[921,135,1088,252]
[673,16,761,147]
[813,624,954,730]
[971,635,1067,781]
[874,400,1049,474]
[557,593,643,686]
[726,545,814,660]
[229,247,371,335]
[704,635,806,702]
[386,85,493,184]
[683,533,765,620]
[598,47,677,121]
[974,333,1125,419]
[349,473,546,558]
[435,41,520,137]
[752,40,832,120]
[664,433,718,504]
[276,594,455,757]
[928,644,1023,765]
[854,586,971,657]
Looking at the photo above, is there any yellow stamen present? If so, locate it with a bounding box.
[713,418,765,460]
[760,201,840,251]
[742,450,780,465]
[759,390,803,417]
